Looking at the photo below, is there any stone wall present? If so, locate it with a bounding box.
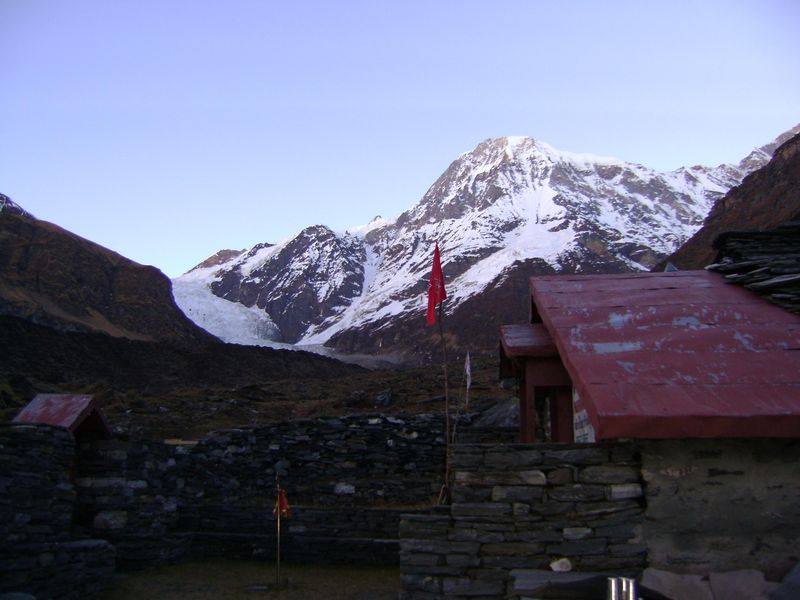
[12,416,799,598]
[640,439,800,581]
[74,437,190,569]
[0,424,115,599]
[400,442,646,599]
[0,424,75,545]
[73,413,447,568]
[183,413,445,508]
[190,507,410,565]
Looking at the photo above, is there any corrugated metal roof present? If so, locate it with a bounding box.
[530,270,800,439]
[13,394,110,436]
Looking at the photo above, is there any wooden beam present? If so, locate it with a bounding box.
[525,358,571,387]
[550,386,574,443]
[519,369,535,443]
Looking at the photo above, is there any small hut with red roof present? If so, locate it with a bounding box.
[13,394,111,440]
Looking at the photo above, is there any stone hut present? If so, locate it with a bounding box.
[13,394,111,441]
[400,269,800,599]
[499,270,800,443]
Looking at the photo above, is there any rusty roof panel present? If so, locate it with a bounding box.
[545,302,799,329]
[13,394,108,435]
[529,270,800,439]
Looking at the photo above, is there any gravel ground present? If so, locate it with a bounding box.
[103,560,399,600]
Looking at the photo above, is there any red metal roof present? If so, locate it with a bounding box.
[530,270,800,439]
[13,394,111,436]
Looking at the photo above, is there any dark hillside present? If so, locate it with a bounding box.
[0,209,214,346]
[0,202,365,436]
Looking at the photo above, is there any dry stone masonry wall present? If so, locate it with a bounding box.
[75,436,191,569]
[73,413,447,569]
[0,425,115,599]
[5,419,800,599]
[1,415,449,596]
[640,438,800,581]
[400,442,646,599]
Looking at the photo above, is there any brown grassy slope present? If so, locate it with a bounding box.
[661,132,800,270]
[0,210,216,346]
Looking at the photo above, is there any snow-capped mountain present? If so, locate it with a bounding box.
[173,126,797,357]
[0,194,34,219]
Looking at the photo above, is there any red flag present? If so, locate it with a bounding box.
[426,242,447,326]
[273,486,291,519]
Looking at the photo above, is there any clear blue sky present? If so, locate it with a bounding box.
[1,1,798,277]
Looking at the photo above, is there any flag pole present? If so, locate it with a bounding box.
[275,481,281,586]
[464,352,471,410]
[276,505,281,586]
[438,302,451,504]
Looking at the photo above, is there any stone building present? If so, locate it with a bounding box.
[13,394,111,440]
[499,270,800,444]
[400,269,800,598]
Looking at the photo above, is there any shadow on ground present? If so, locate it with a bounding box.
[103,560,398,600]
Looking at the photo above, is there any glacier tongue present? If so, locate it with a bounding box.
[172,278,282,346]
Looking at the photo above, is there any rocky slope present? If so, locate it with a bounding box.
[176,127,797,359]
[0,313,361,425]
[663,127,800,269]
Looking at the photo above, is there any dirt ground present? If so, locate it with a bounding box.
[103,560,399,600]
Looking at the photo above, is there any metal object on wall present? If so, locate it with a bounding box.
[607,576,638,600]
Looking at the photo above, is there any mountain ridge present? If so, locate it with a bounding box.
[662,126,800,269]
[175,126,797,359]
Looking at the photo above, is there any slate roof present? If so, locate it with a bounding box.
[708,222,800,314]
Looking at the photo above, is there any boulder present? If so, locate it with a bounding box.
[709,569,768,600]
[770,562,800,600]
[641,568,713,600]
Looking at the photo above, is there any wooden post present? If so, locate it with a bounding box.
[439,303,451,500]
[437,302,451,503]
[519,367,535,443]
[551,386,574,443]
[439,304,450,443]
[464,352,471,410]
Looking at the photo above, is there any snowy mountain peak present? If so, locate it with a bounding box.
[187,248,246,273]
[738,122,800,174]
[0,194,34,219]
[173,125,797,355]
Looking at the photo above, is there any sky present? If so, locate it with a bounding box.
[1,1,799,277]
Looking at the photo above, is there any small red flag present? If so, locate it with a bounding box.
[274,486,291,519]
[426,242,447,326]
